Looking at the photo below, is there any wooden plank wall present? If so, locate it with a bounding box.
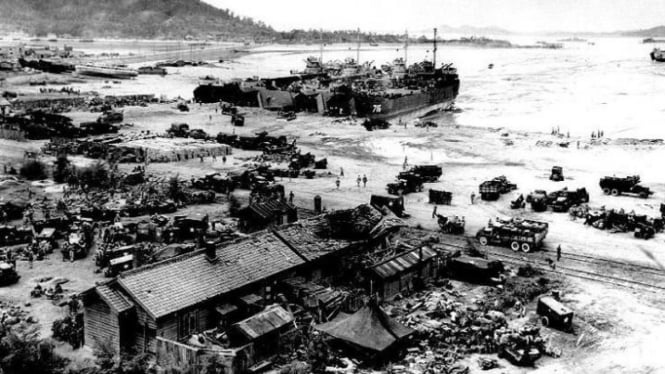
[84,299,120,353]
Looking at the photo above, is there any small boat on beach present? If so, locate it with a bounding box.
[75,64,138,79]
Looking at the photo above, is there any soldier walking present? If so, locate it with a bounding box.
[470,192,476,204]
[335,178,340,190]
[557,245,562,261]
[432,206,437,219]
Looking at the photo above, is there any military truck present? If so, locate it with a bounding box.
[599,175,653,198]
[526,190,550,212]
[95,244,136,268]
[232,113,245,127]
[476,217,549,253]
[550,188,589,212]
[408,165,443,182]
[437,214,465,234]
[549,166,564,181]
[105,254,134,277]
[192,173,236,193]
[479,176,517,201]
[167,123,190,137]
[387,173,424,195]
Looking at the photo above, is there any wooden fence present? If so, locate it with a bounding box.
[156,337,252,374]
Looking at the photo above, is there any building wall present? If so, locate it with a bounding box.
[84,298,120,353]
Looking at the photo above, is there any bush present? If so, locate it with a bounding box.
[0,330,69,374]
[51,316,83,349]
[19,159,48,180]
[74,161,109,189]
[52,153,73,183]
[167,174,185,203]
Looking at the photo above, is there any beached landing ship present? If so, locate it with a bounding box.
[348,28,459,125]
[75,64,138,79]
[350,60,459,125]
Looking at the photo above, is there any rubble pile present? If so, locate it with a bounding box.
[326,204,384,239]
[0,300,39,333]
[389,290,509,356]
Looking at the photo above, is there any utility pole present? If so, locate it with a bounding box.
[433,28,438,68]
[356,27,361,63]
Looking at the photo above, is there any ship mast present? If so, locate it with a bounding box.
[404,30,409,65]
[356,28,361,63]
[433,27,438,68]
[319,29,324,62]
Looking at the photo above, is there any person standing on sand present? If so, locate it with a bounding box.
[362,174,368,188]
[356,175,361,188]
[289,191,294,204]
[557,245,562,261]
[470,193,475,204]
[432,206,437,218]
[340,167,344,177]
[335,178,340,190]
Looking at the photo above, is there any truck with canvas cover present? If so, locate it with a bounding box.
[476,217,549,253]
[479,176,517,201]
[537,296,574,331]
[599,175,652,198]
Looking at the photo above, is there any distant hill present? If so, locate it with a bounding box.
[621,25,665,37]
[0,0,276,40]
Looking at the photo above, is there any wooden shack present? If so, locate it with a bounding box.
[369,247,442,300]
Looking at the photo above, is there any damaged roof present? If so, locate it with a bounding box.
[117,231,305,319]
[231,304,294,341]
[371,247,438,279]
[273,216,355,261]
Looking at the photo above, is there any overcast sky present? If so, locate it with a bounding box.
[202,0,665,33]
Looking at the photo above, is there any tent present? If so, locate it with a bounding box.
[315,301,413,353]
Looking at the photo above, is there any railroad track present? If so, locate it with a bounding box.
[483,248,665,293]
[539,244,665,277]
[437,239,665,293]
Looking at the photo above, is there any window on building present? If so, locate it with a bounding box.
[178,310,198,339]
